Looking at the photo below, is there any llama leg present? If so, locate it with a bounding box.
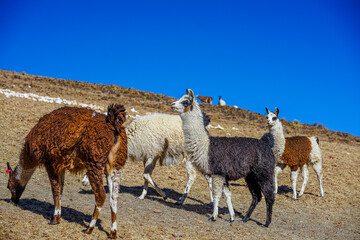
[290,169,299,200]
[85,172,106,235]
[223,180,235,222]
[137,158,153,199]
[45,165,64,225]
[258,178,275,227]
[273,164,284,195]
[208,175,225,222]
[243,174,262,223]
[141,157,167,200]
[106,169,121,239]
[176,160,197,205]
[205,174,214,204]
[137,179,149,200]
[313,162,324,197]
[298,165,309,198]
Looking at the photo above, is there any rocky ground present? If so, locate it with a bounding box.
[0,70,359,239]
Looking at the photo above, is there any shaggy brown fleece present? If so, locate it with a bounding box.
[281,136,312,171]
[24,105,127,175]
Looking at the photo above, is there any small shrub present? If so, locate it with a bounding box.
[248,113,256,121]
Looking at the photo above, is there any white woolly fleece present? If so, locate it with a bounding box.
[126,113,186,166]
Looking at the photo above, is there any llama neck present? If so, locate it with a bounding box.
[269,122,286,161]
[180,102,211,174]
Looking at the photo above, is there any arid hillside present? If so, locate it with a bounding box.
[0,70,359,239]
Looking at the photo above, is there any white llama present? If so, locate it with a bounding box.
[83,112,213,205]
[218,96,226,106]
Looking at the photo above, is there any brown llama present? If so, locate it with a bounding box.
[7,104,127,239]
[196,94,212,104]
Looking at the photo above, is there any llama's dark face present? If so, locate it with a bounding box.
[6,163,27,204]
[171,89,195,114]
[265,107,280,127]
[7,168,24,204]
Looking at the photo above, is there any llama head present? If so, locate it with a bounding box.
[171,89,195,114]
[6,162,24,204]
[265,107,280,127]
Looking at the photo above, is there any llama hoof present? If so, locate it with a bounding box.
[175,200,183,205]
[262,223,270,228]
[227,219,234,223]
[297,194,303,198]
[242,217,249,223]
[208,217,216,222]
[208,202,214,207]
[48,215,61,225]
[163,196,168,201]
[48,220,60,225]
[136,196,144,200]
[84,227,94,234]
[109,230,117,239]
[10,197,20,204]
[291,197,296,200]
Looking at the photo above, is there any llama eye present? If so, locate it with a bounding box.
[182,100,189,107]
[272,117,277,121]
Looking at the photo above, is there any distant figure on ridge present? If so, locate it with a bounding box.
[218,96,226,106]
[196,95,212,104]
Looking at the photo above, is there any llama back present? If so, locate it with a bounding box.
[126,113,185,166]
[25,107,94,164]
[282,136,311,171]
[208,136,275,181]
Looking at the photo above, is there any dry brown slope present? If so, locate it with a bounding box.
[0,70,359,239]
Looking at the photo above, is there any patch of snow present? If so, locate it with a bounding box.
[0,88,104,112]
[207,124,224,130]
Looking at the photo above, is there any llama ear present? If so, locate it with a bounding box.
[186,89,195,102]
[265,107,269,115]
[186,89,194,98]
[275,107,279,116]
[7,162,12,172]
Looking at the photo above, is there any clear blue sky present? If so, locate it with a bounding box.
[1,0,359,136]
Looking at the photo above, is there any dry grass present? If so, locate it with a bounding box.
[0,70,359,239]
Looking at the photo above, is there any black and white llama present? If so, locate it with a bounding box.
[171,89,275,227]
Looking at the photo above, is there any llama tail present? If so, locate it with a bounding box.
[106,104,127,135]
